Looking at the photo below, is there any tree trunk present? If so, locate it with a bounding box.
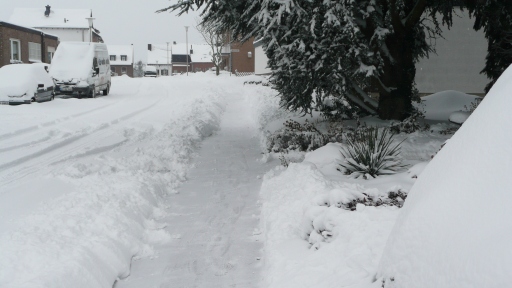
[216,65,220,76]
[377,29,416,120]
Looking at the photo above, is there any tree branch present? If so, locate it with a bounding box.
[404,0,427,28]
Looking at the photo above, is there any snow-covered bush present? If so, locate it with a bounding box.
[389,108,430,134]
[339,128,406,179]
[267,119,343,153]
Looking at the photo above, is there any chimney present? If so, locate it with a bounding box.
[45,5,51,17]
[190,45,193,55]
[148,44,152,51]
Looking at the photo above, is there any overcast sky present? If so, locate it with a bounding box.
[0,0,204,62]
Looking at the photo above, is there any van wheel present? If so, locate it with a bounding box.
[89,86,96,98]
[103,83,110,96]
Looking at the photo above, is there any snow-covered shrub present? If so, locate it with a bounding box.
[389,108,430,134]
[339,128,406,179]
[267,119,330,153]
[464,98,482,112]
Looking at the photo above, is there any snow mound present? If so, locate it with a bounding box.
[377,67,512,287]
[418,90,481,121]
[449,111,471,124]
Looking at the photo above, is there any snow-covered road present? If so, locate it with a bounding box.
[0,73,270,287]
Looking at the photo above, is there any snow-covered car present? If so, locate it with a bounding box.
[0,64,55,105]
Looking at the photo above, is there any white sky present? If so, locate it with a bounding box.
[0,0,204,63]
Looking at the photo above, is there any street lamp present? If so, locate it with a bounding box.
[86,17,95,43]
[185,26,189,76]
[166,42,170,76]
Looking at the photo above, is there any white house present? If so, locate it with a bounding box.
[107,45,134,77]
[253,8,489,95]
[9,5,103,43]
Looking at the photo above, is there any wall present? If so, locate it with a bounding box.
[231,38,255,73]
[0,23,59,68]
[192,62,215,72]
[111,65,133,77]
[254,43,271,75]
[38,28,92,42]
[415,8,488,95]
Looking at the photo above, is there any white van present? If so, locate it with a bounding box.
[50,42,111,98]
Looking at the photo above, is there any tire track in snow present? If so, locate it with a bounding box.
[0,90,165,188]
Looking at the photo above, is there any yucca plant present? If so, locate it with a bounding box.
[339,127,406,179]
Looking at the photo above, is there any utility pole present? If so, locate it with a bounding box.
[185,26,189,76]
[166,42,170,76]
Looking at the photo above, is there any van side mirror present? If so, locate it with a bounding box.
[38,84,44,88]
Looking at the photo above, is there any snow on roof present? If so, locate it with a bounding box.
[147,43,213,65]
[9,8,92,29]
[107,45,134,65]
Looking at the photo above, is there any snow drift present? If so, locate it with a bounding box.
[377,67,512,287]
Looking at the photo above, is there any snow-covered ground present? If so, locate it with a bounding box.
[0,73,271,287]
[0,70,494,288]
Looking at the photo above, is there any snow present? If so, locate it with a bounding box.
[417,90,481,121]
[376,66,512,287]
[449,110,471,124]
[107,45,134,65]
[0,64,54,100]
[0,65,497,288]
[9,8,92,29]
[49,42,95,82]
[0,73,243,287]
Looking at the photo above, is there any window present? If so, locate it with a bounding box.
[110,55,116,61]
[121,55,127,61]
[111,67,116,73]
[161,69,168,76]
[47,46,55,64]
[10,39,21,62]
[28,42,42,62]
[121,67,127,74]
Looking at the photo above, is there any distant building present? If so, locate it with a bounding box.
[107,45,134,77]
[9,6,103,44]
[229,37,255,74]
[0,21,59,68]
[146,43,214,75]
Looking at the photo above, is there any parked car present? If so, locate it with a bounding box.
[0,64,55,105]
[50,42,111,98]
[144,66,157,77]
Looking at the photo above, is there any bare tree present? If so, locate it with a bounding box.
[133,60,145,78]
[196,20,227,76]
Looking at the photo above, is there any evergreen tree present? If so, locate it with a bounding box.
[133,60,145,78]
[160,1,458,120]
[466,0,512,92]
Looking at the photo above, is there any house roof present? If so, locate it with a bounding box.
[9,8,93,29]
[0,21,59,40]
[147,43,213,65]
[107,45,134,65]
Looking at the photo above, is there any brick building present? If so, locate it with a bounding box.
[0,21,59,68]
[108,44,134,77]
[229,38,255,74]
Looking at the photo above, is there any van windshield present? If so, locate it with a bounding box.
[49,43,95,81]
